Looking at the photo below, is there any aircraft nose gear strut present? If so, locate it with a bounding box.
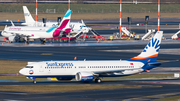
[24,37,29,44]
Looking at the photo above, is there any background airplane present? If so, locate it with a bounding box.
[19,31,163,83]
[1,9,72,44]
[22,6,90,34]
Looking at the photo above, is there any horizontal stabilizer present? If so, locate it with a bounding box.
[148,62,161,65]
[158,60,179,64]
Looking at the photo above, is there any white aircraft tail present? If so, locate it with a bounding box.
[23,6,35,24]
[128,31,163,63]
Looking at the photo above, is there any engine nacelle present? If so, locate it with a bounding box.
[8,35,16,43]
[75,72,94,81]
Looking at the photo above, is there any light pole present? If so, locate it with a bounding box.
[158,0,160,31]
[119,0,122,35]
[36,0,38,26]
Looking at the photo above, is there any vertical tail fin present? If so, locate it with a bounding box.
[128,31,163,63]
[57,9,71,30]
[52,9,72,37]
[23,6,35,24]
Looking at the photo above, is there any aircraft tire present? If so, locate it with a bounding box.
[25,41,29,45]
[33,80,36,84]
[95,79,101,83]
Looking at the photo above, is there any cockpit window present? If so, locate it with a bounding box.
[25,66,33,68]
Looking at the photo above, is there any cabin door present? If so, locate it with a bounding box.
[39,65,44,72]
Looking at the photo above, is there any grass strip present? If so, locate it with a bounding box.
[1,12,180,21]
[0,85,140,93]
[0,60,28,74]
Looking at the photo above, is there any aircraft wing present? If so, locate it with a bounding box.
[93,68,140,75]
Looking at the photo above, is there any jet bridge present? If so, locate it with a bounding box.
[90,29,100,36]
[141,29,155,40]
[121,27,133,37]
[74,29,85,39]
[172,30,180,40]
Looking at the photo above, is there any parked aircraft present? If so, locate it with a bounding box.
[1,9,72,44]
[19,31,163,83]
[22,6,90,34]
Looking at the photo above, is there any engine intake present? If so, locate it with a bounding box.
[76,72,94,81]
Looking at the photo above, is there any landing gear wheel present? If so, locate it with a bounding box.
[25,41,29,45]
[95,79,101,83]
[40,39,46,45]
[41,41,46,45]
[33,80,36,84]
[24,37,29,45]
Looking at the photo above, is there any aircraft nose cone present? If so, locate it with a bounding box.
[19,68,26,75]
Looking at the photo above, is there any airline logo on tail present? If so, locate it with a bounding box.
[128,31,163,63]
[23,6,35,24]
[24,13,30,17]
[53,9,72,37]
[143,38,160,53]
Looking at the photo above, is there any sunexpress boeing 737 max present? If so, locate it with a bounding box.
[19,31,163,83]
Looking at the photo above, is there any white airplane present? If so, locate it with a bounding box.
[1,9,72,44]
[22,6,90,34]
[19,31,163,83]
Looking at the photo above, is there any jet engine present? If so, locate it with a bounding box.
[8,35,16,43]
[75,72,94,81]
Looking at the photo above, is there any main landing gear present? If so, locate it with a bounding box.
[40,38,46,45]
[95,78,101,83]
[33,79,36,84]
[24,37,29,45]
